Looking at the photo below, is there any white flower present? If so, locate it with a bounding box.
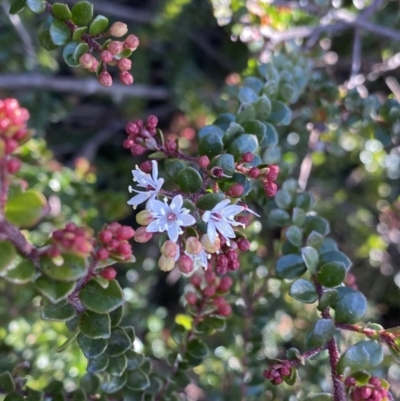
[127,160,164,209]
[185,249,210,270]
[146,195,196,242]
[201,199,246,245]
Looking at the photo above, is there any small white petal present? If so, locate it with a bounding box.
[167,223,180,242]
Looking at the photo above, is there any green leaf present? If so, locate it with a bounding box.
[25,388,43,401]
[243,77,263,93]
[295,192,314,210]
[268,209,291,227]
[26,0,45,13]
[254,95,272,120]
[62,41,81,67]
[203,316,226,331]
[210,154,235,176]
[351,371,371,386]
[123,326,135,343]
[71,1,93,27]
[333,287,367,324]
[9,0,26,14]
[242,120,266,143]
[213,113,235,131]
[35,275,75,303]
[56,330,79,353]
[306,231,324,249]
[276,254,306,279]
[198,125,225,140]
[108,354,128,376]
[199,132,223,158]
[0,372,15,394]
[72,26,87,41]
[292,208,306,227]
[41,299,75,321]
[289,279,318,303]
[87,354,109,373]
[52,3,72,20]
[126,369,150,391]
[301,246,319,273]
[101,373,127,394]
[238,87,258,104]
[285,225,302,247]
[304,216,330,237]
[317,262,346,288]
[146,375,163,394]
[126,350,144,371]
[187,339,208,359]
[89,15,109,35]
[319,250,352,271]
[50,19,71,45]
[337,340,383,374]
[283,368,297,386]
[79,279,124,313]
[79,310,111,339]
[267,100,292,125]
[5,189,47,228]
[71,389,86,401]
[275,189,292,209]
[227,134,258,160]
[306,319,335,348]
[196,193,225,210]
[176,167,203,193]
[41,253,87,282]
[77,333,108,358]
[110,305,124,327]
[38,18,59,50]
[165,159,185,182]
[4,393,25,401]
[236,104,256,124]
[318,289,338,312]
[305,394,333,401]
[80,374,100,394]
[106,327,132,356]
[4,259,35,284]
[261,122,278,146]
[0,241,16,273]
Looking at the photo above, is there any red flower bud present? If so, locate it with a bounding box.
[237,238,250,251]
[218,303,232,316]
[126,122,139,135]
[139,160,153,173]
[264,181,277,197]
[266,165,280,181]
[203,285,216,297]
[120,71,134,86]
[97,248,109,261]
[6,158,21,174]
[147,115,158,128]
[190,274,202,287]
[218,276,233,292]
[249,167,260,178]
[227,183,244,197]
[99,229,113,244]
[198,155,210,168]
[242,152,254,162]
[101,267,117,280]
[178,255,194,274]
[99,72,113,87]
[185,291,197,305]
[165,139,177,152]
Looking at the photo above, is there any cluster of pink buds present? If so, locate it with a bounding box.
[97,222,135,261]
[263,360,292,385]
[78,21,139,87]
[50,223,93,257]
[185,272,234,317]
[215,236,250,274]
[346,377,390,401]
[0,98,30,174]
[123,116,159,156]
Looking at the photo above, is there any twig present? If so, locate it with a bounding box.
[385,76,400,103]
[347,29,362,89]
[298,128,320,191]
[0,74,169,100]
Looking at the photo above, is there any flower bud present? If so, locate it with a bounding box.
[211,166,224,178]
[88,58,99,73]
[203,285,216,297]
[130,144,146,155]
[108,40,124,55]
[266,164,280,181]
[100,51,114,63]
[134,226,153,243]
[139,160,152,173]
[5,139,18,154]
[6,158,21,174]
[264,181,277,197]
[161,240,178,258]
[126,122,139,135]
[237,238,250,251]
[178,255,194,274]
[123,138,134,149]
[198,155,210,168]
[97,248,109,261]
[248,167,260,178]
[147,115,158,128]
[124,34,139,51]
[218,303,232,316]
[136,210,154,225]
[120,71,134,86]
[185,237,202,255]
[165,139,177,152]
[117,57,132,71]
[101,267,117,280]
[99,72,113,87]
[227,183,244,197]
[158,255,175,272]
[116,226,135,240]
[242,152,254,162]
[218,276,233,292]
[190,274,202,287]
[79,53,95,69]
[144,137,158,150]
[110,22,128,37]
[185,291,197,305]
[201,234,220,254]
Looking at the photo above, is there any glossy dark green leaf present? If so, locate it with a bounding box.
[289,279,318,303]
[9,0,26,14]
[238,87,258,104]
[227,134,258,159]
[268,209,291,227]
[337,340,383,374]
[306,231,324,249]
[101,373,127,394]
[199,132,223,158]
[35,275,75,303]
[0,372,15,394]
[301,246,319,273]
[108,354,128,376]
[187,339,208,359]
[196,193,225,210]
[254,95,272,120]
[260,122,278,146]
[306,319,335,348]
[333,287,367,324]
[210,154,235,176]
[165,159,185,182]
[197,125,225,140]
[242,120,266,143]
[79,310,111,339]
[4,393,24,401]
[49,19,71,45]
[275,189,292,209]
[87,354,109,373]
[318,289,338,312]
[276,254,306,280]
[5,189,47,228]
[304,394,333,401]
[26,0,45,13]
[41,299,75,321]
[79,279,124,313]
[77,334,108,358]
[4,259,35,284]
[126,369,150,391]
[176,167,203,193]
[89,15,108,35]
[41,253,87,282]
[106,327,132,356]
[292,208,306,227]
[109,305,124,327]
[304,215,330,237]
[123,326,135,343]
[267,100,292,125]
[0,241,16,273]
[285,225,302,247]
[126,350,144,371]
[80,373,100,394]
[72,26,87,41]
[317,262,346,287]
[71,1,93,27]
[295,192,314,210]
[319,250,352,271]
[52,3,72,20]
[62,41,81,67]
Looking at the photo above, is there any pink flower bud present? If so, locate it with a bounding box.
[242,152,254,162]
[97,248,109,261]
[147,115,158,128]
[134,226,153,243]
[79,53,95,69]
[101,267,117,280]
[190,274,202,287]
[5,139,18,154]
[266,165,280,181]
[205,270,216,284]
[126,122,139,135]
[100,50,114,63]
[201,234,221,254]
[165,139,177,152]
[88,58,99,73]
[198,155,210,168]
[99,229,113,244]
[203,285,216,297]
[161,240,178,258]
[264,181,277,197]
[117,242,132,257]
[6,158,21,174]
[178,255,194,274]
[136,210,154,226]
[227,183,244,197]
[218,276,233,292]
[110,22,128,37]
[249,167,260,178]
[237,238,250,251]
[99,72,113,87]
[117,57,132,71]
[123,138,135,149]
[116,226,135,240]
[13,127,28,141]
[218,303,232,316]
[130,144,146,155]
[120,71,134,86]
[124,34,139,51]
[185,291,197,305]
[158,255,175,272]
[185,237,202,255]
[108,40,124,55]
[139,160,152,173]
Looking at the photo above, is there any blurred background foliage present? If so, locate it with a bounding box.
[1,0,400,399]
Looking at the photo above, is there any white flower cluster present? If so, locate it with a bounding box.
[127,160,256,250]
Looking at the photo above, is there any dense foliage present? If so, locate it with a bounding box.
[0,0,400,400]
